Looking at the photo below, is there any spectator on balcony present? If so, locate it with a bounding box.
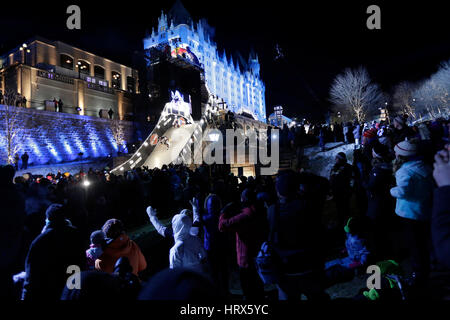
[108,108,114,120]
[53,98,58,112]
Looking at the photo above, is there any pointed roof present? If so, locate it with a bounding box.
[168,0,193,26]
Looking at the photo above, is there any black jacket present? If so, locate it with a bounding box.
[22,221,86,300]
[364,161,395,221]
[432,186,450,270]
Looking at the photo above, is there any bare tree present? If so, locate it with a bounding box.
[413,60,450,120]
[329,66,384,123]
[392,81,418,119]
[109,119,125,155]
[0,89,24,164]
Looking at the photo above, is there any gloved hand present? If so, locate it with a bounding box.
[146,206,157,217]
[189,197,199,211]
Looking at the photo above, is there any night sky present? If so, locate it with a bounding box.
[1,1,449,120]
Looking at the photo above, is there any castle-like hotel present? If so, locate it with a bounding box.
[143,1,266,122]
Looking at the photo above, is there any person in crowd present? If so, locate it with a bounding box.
[319,126,326,152]
[390,138,435,287]
[20,152,29,170]
[267,171,328,300]
[22,204,86,300]
[14,153,20,171]
[138,267,219,300]
[343,122,351,144]
[0,165,26,299]
[86,230,106,270]
[363,141,396,260]
[58,98,63,112]
[353,121,361,149]
[219,188,267,300]
[428,144,450,299]
[325,217,371,278]
[53,98,58,112]
[95,219,147,276]
[201,193,229,297]
[108,108,114,119]
[391,116,415,146]
[330,152,355,226]
[147,199,206,271]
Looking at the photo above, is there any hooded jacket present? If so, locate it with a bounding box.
[95,234,147,276]
[219,204,267,268]
[169,212,206,271]
[390,160,434,221]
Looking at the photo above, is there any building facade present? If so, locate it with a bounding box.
[0,36,138,120]
[143,1,266,122]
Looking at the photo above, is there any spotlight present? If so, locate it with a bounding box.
[83,180,90,187]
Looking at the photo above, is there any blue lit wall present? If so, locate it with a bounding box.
[143,12,266,122]
[0,105,133,166]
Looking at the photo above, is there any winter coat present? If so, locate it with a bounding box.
[390,160,434,221]
[330,162,354,198]
[267,199,325,273]
[202,195,227,253]
[22,221,86,300]
[345,233,370,265]
[86,245,103,269]
[219,204,267,268]
[353,125,361,140]
[95,234,147,276]
[169,213,206,271]
[364,161,395,221]
[432,186,450,270]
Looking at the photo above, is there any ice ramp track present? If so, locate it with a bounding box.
[110,113,209,174]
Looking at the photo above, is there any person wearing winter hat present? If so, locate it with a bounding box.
[22,203,86,300]
[364,141,396,259]
[86,230,106,270]
[330,152,355,226]
[390,138,434,286]
[392,116,415,145]
[267,170,328,300]
[95,219,147,276]
[147,198,205,272]
[219,188,268,300]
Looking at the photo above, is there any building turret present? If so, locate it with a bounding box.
[248,50,260,78]
[158,11,168,32]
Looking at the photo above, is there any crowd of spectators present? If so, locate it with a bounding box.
[0,114,449,301]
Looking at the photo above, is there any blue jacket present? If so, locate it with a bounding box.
[345,233,370,265]
[390,160,434,221]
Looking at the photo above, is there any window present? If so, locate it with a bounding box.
[60,54,73,70]
[127,76,135,93]
[94,65,105,79]
[111,71,121,89]
[77,60,90,75]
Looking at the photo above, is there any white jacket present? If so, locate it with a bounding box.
[169,212,206,271]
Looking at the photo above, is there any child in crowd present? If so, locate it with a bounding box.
[325,217,371,271]
[86,230,106,270]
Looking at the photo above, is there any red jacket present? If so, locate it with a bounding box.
[219,205,266,268]
[95,234,147,276]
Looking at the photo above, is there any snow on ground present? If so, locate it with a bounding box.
[303,142,356,178]
[14,159,111,178]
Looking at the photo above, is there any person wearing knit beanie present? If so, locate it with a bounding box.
[393,116,405,129]
[336,152,347,162]
[394,139,418,158]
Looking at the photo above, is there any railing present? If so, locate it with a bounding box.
[86,82,115,94]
